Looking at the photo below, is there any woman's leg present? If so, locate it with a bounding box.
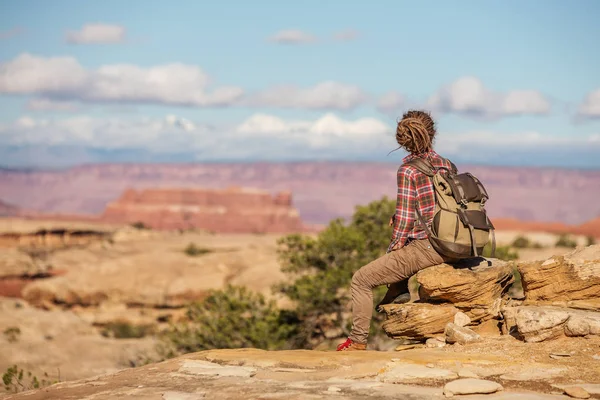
[348,239,446,345]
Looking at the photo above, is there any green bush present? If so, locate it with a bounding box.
[184,243,213,257]
[482,243,519,261]
[586,235,597,246]
[511,235,530,249]
[100,322,153,339]
[160,285,298,357]
[3,327,21,343]
[556,234,577,248]
[275,197,395,347]
[2,365,57,393]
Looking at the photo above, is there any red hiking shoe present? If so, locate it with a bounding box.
[336,338,367,351]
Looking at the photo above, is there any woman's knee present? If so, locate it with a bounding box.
[351,268,366,288]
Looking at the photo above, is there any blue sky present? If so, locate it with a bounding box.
[1,0,599,168]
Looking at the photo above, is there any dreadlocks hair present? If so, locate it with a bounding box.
[394,110,437,155]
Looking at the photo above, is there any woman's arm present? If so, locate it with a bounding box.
[388,166,416,252]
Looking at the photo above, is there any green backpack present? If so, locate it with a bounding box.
[404,157,496,260]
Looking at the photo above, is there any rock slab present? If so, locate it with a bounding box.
[416,258,514,308]
[504,306,600,342]
[518,245,600,302]
[381,303,458,339]
[445,323,482,345]
[443,378,503,397]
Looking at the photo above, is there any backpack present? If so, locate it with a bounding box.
[403,157,496,260]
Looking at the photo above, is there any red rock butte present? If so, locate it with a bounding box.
[100,187,305,233]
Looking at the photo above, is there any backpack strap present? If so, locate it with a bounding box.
[403,158,435,177]
[403,157,457,177]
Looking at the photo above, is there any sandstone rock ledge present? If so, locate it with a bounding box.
[381,258,513,340]
[382,245,600,344]
[3,348,595,400]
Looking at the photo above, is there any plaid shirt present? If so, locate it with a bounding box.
[387,150,455,252]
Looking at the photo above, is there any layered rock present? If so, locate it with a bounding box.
[501,245,600,342]
[518,245,600,304]
[101,187,304,233]
[381,258,513,340]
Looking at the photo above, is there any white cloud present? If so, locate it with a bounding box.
[26,98,81,112]
[0,53,244,107]
[66,23,126,44]
[1,114,599,167]
[377,91,406,114]
[237,113,389,147]
[428,76,551,118]
[577,89,600,119]
[0,113,392,156]
[268,29,317,44]
[333,30,359,41]
[248,81,367,110]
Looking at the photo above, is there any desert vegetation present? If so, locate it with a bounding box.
[160,197,530,357]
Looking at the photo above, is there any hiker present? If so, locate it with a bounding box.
[336,109,494,351]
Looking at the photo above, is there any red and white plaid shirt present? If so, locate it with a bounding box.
[388,150,455,253]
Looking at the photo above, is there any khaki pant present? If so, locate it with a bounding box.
[349,239,449,344]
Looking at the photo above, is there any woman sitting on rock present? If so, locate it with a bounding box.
[337,109,456,351]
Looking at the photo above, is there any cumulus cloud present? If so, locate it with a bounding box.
[0,53,244,107]
[247,81,367,111]
[577,89,600,119]
[428,77,551,118]
[1,114,598,167]
[237,113,389,148]
[66,23,126,44]
[377,91,406,115]
[0,113,392,159]
[268,29,317,44]
[333,30,359,41]
[26,98,81,112]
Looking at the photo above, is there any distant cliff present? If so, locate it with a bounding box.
[1,162,599,226]
[101,187,304,233]
[0,199,18,217]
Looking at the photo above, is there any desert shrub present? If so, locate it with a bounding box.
[184,243,213,257]
[160,285,298,357]
[556,234,577,248]
[482,243,519,261]
[586,235,596,246]
[130,221,148,230]
[2,365,57,393]
[511,235,530,249]
[275,197,395,347]
[3,327,21,343]
[100,322,153,339]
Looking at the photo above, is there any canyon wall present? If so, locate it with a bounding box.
[101,187,304,233]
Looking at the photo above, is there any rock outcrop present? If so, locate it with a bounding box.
[500,245,600,342]
[101,187,305,233]
[381,258,513,340]
[518,246,600,304]
[382,245,600,344]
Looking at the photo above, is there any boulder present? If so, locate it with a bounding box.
[503,306,600,342]
[518,245,600,302]
[445,323,482,345]
[416,258,514,308]
[381,303,459,340]
[0,248,52,278]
